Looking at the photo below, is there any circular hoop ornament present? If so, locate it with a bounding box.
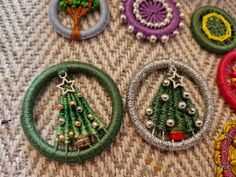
[49,0,110,41]
[21,61,123,162]
[214,121,236,177]
[120,0,184,43]
[191,6,236,54]
[127,59,214,151]
[217,50,236,111]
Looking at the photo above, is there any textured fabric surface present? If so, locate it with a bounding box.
[1,0,236,177]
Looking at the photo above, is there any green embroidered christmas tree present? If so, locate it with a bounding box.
[145,68,203,141]
[59,0,99,40]
[55,72,106,152]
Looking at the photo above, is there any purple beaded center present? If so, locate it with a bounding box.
[139,0,167,23]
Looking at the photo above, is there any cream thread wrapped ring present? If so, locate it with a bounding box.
[127,59,214,151]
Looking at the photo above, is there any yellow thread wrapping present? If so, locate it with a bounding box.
[202,12,232,42]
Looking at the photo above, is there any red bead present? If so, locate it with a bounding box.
[168,133,185,141]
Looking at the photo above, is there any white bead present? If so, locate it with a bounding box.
[136,32,143,40]
[145,108,153,116]
[195,119,203,127]
[146,120,154,129]
[119,5,124,12]
[176,2,181,8]
[167,8,172,13]
[147,22,152,27]
[167,13,172,18]
[180,13,185,19]
[163,79,170,86]
[164,19,170,25]
[160,22,165,27]
[161,35,169,43]
[140,19,145,24]
[188,108,196,115]
[154,23,161,28]
[121,15,127,22]
[178,101,186,109]
[149,35,157,43]
[163,3,168,7]
[161,93,169,101]
[166,119,175,127]
[179,22,184,29]
[128,25,134,33]
[182,91,190,98]
[173,30,179,36]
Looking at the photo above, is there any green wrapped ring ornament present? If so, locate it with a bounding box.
[191,6,236,54]
[21,61,123,163]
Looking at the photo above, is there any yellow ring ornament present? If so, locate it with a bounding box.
[202,13,232,42]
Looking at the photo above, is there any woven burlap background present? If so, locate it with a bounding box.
[1,0,236,176]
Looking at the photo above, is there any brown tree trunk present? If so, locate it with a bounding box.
[71,15,81,40]
[67,0,92,41]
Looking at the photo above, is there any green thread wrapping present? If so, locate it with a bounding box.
[190,6,236,54]
[149,72,200,138]
[21,61,123,163]
[206,16,227,37]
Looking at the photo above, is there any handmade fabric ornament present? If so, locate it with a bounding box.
[127,59,214,151]
[191,6,236,54]
[120,0,184,43]
[21,62,123,162]
[217,50,236,111]
[214,121,236,177]
[49,0,109,40]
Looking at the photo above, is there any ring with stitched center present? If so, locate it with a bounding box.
[21,61,123,163]
[120,0,184,43]
[127,59,214,151]
[191,6,236,54]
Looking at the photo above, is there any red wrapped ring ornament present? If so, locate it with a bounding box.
[217,50,236,111]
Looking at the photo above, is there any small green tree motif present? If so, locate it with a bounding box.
[55,72,106,152]
[59,0,99,40]
[145,68,203,141]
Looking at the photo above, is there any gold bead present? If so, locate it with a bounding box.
[59,134,65,142]
[76,106,83,113]
[56,104,64,110]
[70,101,77,107]
[77,92,83,98]
[87,114,94,120]
[74,121,81,127]
[68,131,74,138]
[92,122,99,128]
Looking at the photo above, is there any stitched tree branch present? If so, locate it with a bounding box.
[60,0,99,40]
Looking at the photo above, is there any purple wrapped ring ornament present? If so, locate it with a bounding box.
[120,0,184,43]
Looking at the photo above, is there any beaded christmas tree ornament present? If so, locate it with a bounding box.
[120,0,184,43]
[21,62,123,162]
[214,121,236,177]
[49,0,109,40]
[127,59,214,151]
[191,6,236,54]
